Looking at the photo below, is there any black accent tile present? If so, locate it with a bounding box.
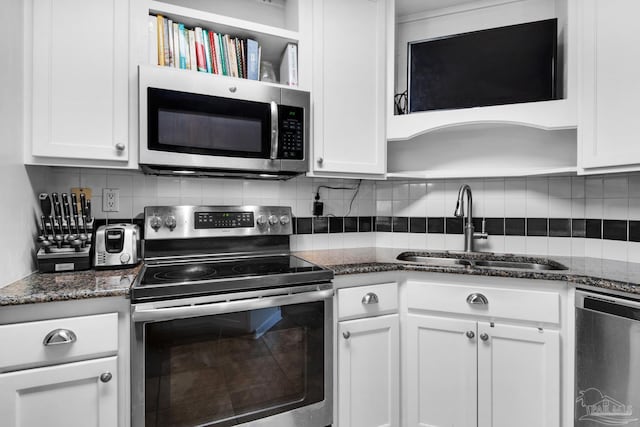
[572,219,586,238]
[505,218,525,236]
[603,220,627,241]
[344,217,358,233]
[630,221,640,242]
[358,216,372,233]
[446,217,464,234]
[427,217,445,234]
[410,217,427,233]
[312,217,328,233]
[376,216,392,232]
[296,217,312,234]
[329,217,344,234]
[586,219,602,239]
[527,218,548,236]
[392,217,408,233]
[485,218,505,235]
[549,218,571,237]
[472,218,483,231]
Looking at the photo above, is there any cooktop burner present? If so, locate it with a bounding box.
[150,264,219,283]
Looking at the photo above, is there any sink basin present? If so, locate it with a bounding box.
[396,252,568,271]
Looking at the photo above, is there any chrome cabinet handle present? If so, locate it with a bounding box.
[270,101,278,160]
[100,372,112,383]
[466,293,488,305]
[361,292,379,305]
[480,333,489,342]
[343,331,351,339]
[115,143,125,151]
[317,157,324,165]
[43,328,77,346]
[466,331,475,339]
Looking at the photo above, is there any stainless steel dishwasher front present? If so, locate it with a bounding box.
[575,290,640,426]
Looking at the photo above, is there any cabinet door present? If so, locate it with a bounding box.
[405,314,477,427]
[0,356,118,427]
[311,0,389,176]
[29,0,129,162]
[579,0,640,170]
[338,314,399,427]
[477,323,559,427]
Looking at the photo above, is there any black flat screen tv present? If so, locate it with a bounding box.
[408,19,558,113]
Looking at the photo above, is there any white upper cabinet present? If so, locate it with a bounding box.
[578,0,640,172]
[25,0,132,167]
[310,0,391,178]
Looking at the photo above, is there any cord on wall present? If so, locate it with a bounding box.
[313,181,362,217]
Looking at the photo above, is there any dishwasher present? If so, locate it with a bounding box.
[575,290,640,426]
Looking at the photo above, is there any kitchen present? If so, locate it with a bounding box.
[1,0,640,426]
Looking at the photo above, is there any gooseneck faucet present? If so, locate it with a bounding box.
[454,184,488,252]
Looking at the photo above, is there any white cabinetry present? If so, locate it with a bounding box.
[24,0,133,167]
[311,0,392,178]
[0,313,119,427]
[405,280,561,427]
[578,0,640,173]
[337,282,399,427]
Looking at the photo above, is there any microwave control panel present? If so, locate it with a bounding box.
[278,105,304,160]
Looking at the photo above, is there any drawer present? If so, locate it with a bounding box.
[0,313,118,372]
[406,282,560,325]
[338,282,398,321]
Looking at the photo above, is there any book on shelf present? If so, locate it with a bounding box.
[280,43,298,86]
[150,14,274,83]
[148,15,158,66]
[188,30,197,71]
[247,39,259,80]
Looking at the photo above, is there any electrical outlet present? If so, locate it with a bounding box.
[103,188,120,212]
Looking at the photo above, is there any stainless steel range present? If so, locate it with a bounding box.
[131,205,333,427]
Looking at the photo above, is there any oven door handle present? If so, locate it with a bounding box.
[132,288,334,323]
[269,101,279,160]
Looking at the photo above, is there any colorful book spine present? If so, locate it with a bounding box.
[188,30,197,71]
[156,15,165,66]
[172,22,180,68]
[194,27,206,72]
[178,24,188,69]
[235,38,243,79]
[240,39,247,79]
[203,29,212,73]
[280,43,298,86]
[162,18,170,66]
[148,15,158,65]
[246,39,259,80]
[218,33,228,76]
[209,31,219,74]
[167,19,174,66]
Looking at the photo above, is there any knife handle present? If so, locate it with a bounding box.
[80,193,87,217]
[40,215,48,239]
[39,193,52,217]
[61,193,70,217]
[71,193,78,216]
[86,199,92,222]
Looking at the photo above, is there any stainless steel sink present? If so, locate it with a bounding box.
[396,252,568,271]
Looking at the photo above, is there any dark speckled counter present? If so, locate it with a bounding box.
[3,247,640,306]
[0,265,141,306]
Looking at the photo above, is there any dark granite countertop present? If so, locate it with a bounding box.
[3,248,640,306]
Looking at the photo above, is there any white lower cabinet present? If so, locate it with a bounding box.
[337,282,400,427]
[405,281,561,427]
[0,356,118,427]
[0,312,120,427]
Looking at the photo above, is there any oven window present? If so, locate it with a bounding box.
[144,301,325,427]
[147,87,272,159]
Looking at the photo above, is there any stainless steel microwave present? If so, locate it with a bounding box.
[138,66,310,179]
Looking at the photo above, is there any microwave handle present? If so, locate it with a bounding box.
[270,101,278,160]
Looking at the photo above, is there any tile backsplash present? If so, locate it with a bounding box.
[38,168,640,261]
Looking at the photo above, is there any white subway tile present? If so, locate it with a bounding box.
[585,198,604,218]
[180,196,202,206]
[179,178,202,198]
[505,178,526,197]
[602,240,628,262]
[117,196,133,219]
[375,182,393,201]
[376,200,392,216]
[425,234,445,251]
[548,198,572,218]
[296,235,313,251]
[549,177,572,198]
[505,197,526,217]
[408,198,428,217]
[526,196,549,217]
[482,196,505,217]
[426,181,446,198]
[392,200,410,217]
[585,239,603,258]
[328,234,344,250]
[628,174,640,198]
[629,198,640,220]
[603,176,628,198]
[393,182,410,200]
[628,242,640,263]
[391,233,410,249]
[312,234,329,250]
[483,178,505,197]
[106,173,133,197]
[409,233,427,250]
[585,177,604,198]
[504,236,526,255]
[525,236,548,256]
[444,234,464,252]
[409,182,427,200]
[571,238,586,257]
[80,171,107,193]
[572,199,586,218]
[548,237,571,257]
[571,177,585,198]
[426,195,446,217]
[375,232,393,248]
[157,177,181,197]
[603,198,629,220]
[526,177,549,198]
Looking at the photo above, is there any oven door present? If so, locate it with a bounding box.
[131,287,333,427]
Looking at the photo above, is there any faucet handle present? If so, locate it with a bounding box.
[474,218,488,240]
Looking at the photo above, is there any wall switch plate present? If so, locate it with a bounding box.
[103,188,120,212]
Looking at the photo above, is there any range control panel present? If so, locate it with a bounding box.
[195,212,254,229]
[277,105,304,160]
[144,205,293,240]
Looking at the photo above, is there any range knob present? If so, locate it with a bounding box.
[280,215,291,225]
[149,215,162,231]
[164,215,177,231]
[120,253,131,264]
[268,215,279,225]
[256,215,268,226]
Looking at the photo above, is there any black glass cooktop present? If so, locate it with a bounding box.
[132,255,333,302]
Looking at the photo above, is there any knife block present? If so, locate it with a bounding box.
[37,246,91,273]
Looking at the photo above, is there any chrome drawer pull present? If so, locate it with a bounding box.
[480,333,490,342]
[466,293,488,305]
[362,292,379,305]
[43,328,77,346]
[343,331,351,339]
[100,372,113,383]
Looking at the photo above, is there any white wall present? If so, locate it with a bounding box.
[0,0,47,287]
